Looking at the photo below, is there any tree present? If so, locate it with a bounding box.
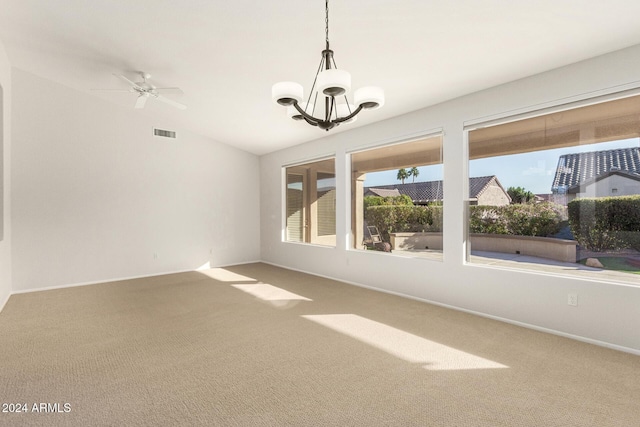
[507,186,536,204]
[409,167,420,183]
[397,168,409,184]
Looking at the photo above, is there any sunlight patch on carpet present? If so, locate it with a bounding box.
[232,284,312,302]
[200,268,258,282]
[302,314,508,371]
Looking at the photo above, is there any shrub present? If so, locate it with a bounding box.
[469,206,508,234]
[363,195,413,209]
[469,203,563,237]
[568,196,640,251]
[365,205,441,241]
[368,202,564,242]
[614,231,640,251]
[427,206,443,233]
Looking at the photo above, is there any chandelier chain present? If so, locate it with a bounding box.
[325,0,329,48]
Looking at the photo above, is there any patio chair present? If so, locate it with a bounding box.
[364,226,392,252]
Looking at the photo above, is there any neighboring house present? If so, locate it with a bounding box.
[567,170,640,199]
[551,147,640,203]
[365,175,511,206]
[534,194,553,203]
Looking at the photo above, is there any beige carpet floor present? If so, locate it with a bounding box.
[1,262,639,426]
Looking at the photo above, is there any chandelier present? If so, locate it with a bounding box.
[272,0,384,131]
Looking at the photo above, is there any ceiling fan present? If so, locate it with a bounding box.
[95,71,187,110]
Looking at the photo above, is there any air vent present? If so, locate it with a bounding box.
[153,128,176,139]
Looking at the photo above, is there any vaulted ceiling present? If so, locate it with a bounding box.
[2,0,640,155]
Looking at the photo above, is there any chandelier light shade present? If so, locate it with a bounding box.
[272,0,384,131]
[354,86,385,110]
[317,69,351,96]
[272,82,303,106]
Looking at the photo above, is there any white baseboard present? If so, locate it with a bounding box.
[261,260,640,357]
[9,260,263,296]
[0,291,10,313]
[215,259,262,268]
[10,268,198,295]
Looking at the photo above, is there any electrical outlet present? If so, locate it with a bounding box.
[567,293,578,306]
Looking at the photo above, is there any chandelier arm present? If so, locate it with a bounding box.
[307,56,325,107]
[324,96,331,122]
[333,105,363,123]
[331,97,339,121]
[311,91,319,116]
[293,102,323,124]
[329,96,337,122]
[330,56,339,70]
[342,94,352,114]
[302,116,319,127]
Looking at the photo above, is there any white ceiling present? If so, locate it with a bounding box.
[1,0,640,155]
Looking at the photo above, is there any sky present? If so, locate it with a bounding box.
[363,138,639,194]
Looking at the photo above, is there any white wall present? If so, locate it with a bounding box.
[580,175,640,198]
[11,69,260,292]
[260,44,640,354]
[0,38,11,309]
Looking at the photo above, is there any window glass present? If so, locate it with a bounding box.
[350,135,443,260]
[468,95,640,285]
[285,158,336,246]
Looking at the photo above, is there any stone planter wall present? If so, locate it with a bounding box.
[390,232,577,263]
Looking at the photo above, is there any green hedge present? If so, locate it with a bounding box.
[469,203,563,237]
[365,205,442,241]
[568,196,640,251]
[367,203,564,242]
[363,195,414,209]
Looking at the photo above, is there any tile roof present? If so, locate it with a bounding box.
[469,176,496,199]
[366,176,496,202]
[365,188,401,198]
[552,147,640,192]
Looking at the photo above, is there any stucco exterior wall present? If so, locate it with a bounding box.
[478,181,511,206]
[578,175,640,198]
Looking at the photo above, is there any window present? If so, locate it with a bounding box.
[350,134,443,259]
[467,94,640,284]
[284,158,336,246]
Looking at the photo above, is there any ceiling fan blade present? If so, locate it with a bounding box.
[91,89,133,92]
[155,95,187,110]
[134,94,148,109]
[114,73,143,90]
[154,87,184,94]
